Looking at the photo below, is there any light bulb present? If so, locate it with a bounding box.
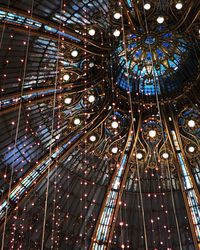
[136,153,143,160]
[88,95,95,103]
[113,29,120,37]
[64,97,72,105]
[88,28,96,36]
[162,152,169,159]
[175,2,183,10]
[111,121,118,129]
[157,16,164,24]
[89,62,94,68]
[188,120,195,128]
[111,147,118,154]
[149,130,156,138]
[74,118,81,125]
[188,146,195,153]
[114,12,121,19]
[144,3,151,10]
[63,74,70,81]
[71,50,78,57]
[89,135,96,142]
[55,134,60,140]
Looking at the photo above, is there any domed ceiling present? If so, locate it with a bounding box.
[0,0,200,250]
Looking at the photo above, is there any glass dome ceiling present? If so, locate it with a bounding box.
[0,0,199,250]
[115,27,198,97]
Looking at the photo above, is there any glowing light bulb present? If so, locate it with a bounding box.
[114,12,121,19]
[63,74,70,81]
[136,153,143,160]
[55,134,60,140]
[188,146,195,153]
[188,120,195,128]
[162,152,169,159]
[111,147,118,154]
[71,50,78,57]
[113,29,120,37]
[144,3,151,10]
[89,135,96,142]
[157,16,165,24]
[89,62,94,68]
[74,118,81,125]
[64,97,72,105]
[175,2,183,10]
[88,28,96,36]
[149,130,156,138]
[111,121,118,129]
[88,95,95,103]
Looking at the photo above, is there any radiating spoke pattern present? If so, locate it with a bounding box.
[0,0,199,249]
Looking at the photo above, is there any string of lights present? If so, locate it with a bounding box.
[0,0,199,249]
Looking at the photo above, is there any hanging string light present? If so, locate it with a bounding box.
[119,2,148,249]
[41,0,64,249]
[0,0,199,249]
[142,0,183,248]
[1,1,35,249]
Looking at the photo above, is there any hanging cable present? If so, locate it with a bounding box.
[141,0,183,248]
[41,0,63,249]
[0,1,34,249]
[119,2,148,249]
[110,24,128,249]
[0,0,11,49]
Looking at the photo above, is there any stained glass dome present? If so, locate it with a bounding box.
[115,27,198,97]
[0,0,199,250]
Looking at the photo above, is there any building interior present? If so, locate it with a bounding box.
[0,0,200,249]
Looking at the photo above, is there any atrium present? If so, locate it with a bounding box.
[0,0,200,249]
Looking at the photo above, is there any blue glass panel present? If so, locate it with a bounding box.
[162,42,171,48]
[162,32,172,38]
[146,51,152,61]
[168,60,177,69]
[128,43,137,49]
[156,49,164,58]
[72,5,79,11]
[135,49,142,58]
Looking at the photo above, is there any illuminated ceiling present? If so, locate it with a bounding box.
[0,0,200,249]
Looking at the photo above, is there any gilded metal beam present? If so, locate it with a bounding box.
[107,112,143,249]
[0,95,111,224]
[162,108,199,249]
[89,109,142,250]
[0,22,106,56]
[0,75,104,114]
[0,4,110,51]
[171,110,200,204]
[120,0,137,33]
